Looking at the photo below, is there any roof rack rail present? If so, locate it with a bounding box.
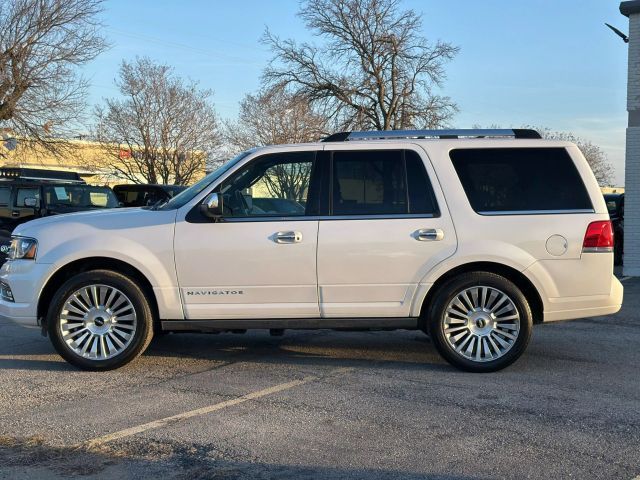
[322,128,542,142]
[0,167,86,184]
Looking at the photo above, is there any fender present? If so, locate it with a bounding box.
[409,240,551,317]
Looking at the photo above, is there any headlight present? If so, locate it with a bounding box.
[8,237,38,260]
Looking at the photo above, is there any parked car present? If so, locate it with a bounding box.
[0,129,623,372]
[0,168,120,263]
[113,184,187,207]
[604,193,624,265]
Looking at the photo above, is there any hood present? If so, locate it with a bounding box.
[14,207,172,238]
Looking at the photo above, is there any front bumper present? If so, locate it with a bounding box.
[0,260,52,328]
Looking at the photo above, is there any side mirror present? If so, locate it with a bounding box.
[200,192,223,219]
[23,197,39,208]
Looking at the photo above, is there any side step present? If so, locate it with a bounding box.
[161,317,419,332]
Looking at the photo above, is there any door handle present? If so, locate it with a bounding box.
[416,228,444,241]
[273,231,302,244]
[11,211,19,217]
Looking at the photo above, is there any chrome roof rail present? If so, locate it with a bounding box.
[322,129,542,142]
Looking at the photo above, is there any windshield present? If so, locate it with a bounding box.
[158,149,255,210]
[43,185,120,208]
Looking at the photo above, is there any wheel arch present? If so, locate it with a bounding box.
[37,257,159,331]
[417,261,544,331]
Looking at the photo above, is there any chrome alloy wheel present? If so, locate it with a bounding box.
[58,284,137,360]
[443,286,520,362]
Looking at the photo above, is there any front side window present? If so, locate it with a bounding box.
[450,148,593,214]
[331,150,438,216]
[220,151,316,217]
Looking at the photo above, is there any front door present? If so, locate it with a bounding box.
[317,146,457,318]
[174,150,321,320]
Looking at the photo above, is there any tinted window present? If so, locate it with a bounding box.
[406,150,439,215]
[220,151,316,217]
[43,185,119,208]
[0,187,9,205]
[16,188,39,207]
[450,148,592,213]
[115,188,143,207]
[332,151,406,215]
[331,150,438,216]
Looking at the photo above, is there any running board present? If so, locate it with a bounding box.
[161,317,418,332]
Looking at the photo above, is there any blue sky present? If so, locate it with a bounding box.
[86,0,629,185]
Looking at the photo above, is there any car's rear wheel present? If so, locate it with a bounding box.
[426,272,533,372]
[47,270,154,370]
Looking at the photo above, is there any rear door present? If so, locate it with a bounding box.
[12,185,39,223]
[317,145,457,318]
[0,185,12,228]
[0,186,12,261]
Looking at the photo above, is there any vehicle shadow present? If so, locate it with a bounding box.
[145,329,454,373]
[0,329,456,373]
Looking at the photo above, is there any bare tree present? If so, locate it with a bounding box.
[532,127,614,187]
[94,57,222,185]
[263,0,459,131]
[223,85,327,201]
[0,0,107,152]
[261,162,312,202]
[224,85,330,152]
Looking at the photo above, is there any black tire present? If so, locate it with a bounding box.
[47,269,154,370]
[426,272,533,373]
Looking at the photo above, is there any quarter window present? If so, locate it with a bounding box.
[450,148,593,213]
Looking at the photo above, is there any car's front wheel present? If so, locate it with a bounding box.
[426,272,533,372]
[47,269,154,370]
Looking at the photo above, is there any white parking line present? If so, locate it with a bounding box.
[619,276,633,283]
[80,366,354,449]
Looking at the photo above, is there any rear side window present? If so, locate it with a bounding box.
[450,148,593,214]
[331,150,438,216]
[0,187,9,205]
[16,188,39,207]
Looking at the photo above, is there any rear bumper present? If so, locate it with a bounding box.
[543,275,623,322]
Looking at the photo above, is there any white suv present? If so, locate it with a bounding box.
[0,129,623,372]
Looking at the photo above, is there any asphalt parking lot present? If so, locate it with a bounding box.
[0,279,638,480]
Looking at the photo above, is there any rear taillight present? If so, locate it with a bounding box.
[582,221,614,253]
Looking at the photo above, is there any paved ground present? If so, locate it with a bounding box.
[0,279,639,479]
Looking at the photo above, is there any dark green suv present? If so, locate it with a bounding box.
[0,168,120,262]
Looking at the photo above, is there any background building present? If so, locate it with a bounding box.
[621,1,640,276]
[0,137,205,186]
